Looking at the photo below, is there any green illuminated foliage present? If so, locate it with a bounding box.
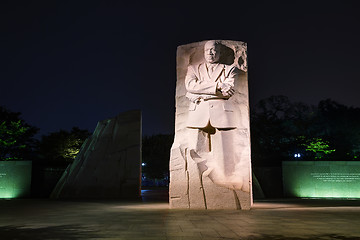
[0,106,38,161]
[251,96,360,165]
[301,137,335,159]
[0,120,28,144]
[251,95,317,165]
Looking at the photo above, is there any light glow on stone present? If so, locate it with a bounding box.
[0,161,32,199]
[283,161,360,198]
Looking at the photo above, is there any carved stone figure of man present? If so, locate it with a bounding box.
[185,40,245,191]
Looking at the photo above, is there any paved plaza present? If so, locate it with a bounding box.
[1,189,360,240]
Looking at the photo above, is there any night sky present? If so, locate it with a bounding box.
[1,1,359,137]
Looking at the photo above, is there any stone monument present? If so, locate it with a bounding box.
[169,40,252,209]
[51,110,141,199]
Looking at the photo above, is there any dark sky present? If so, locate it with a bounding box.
[1,1,359,137]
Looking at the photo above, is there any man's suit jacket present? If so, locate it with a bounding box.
[185,62,239,129]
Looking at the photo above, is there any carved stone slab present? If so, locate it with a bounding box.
[169,40,252,209]
[51,110,141,199]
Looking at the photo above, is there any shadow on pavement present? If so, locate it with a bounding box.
[246,235,360,240]
[0,226,358,240]
[0,225,107,240]
[141,187,169,203]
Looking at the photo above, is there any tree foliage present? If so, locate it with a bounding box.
[251,96,360,166]
[0,106,39,161]
[38,127,91,166]
[300,137,336,159]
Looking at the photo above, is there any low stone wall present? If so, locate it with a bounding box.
[0,161,32,198]
[283,161,360,198]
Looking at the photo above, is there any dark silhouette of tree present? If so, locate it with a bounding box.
[38,127,91,167]
[251,96,360,166]
[315,99,360,160]
[0,106,39,161]
[251,96,315,165]
[142,134,173,180]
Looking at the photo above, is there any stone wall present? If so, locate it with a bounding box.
[51,110,141,199]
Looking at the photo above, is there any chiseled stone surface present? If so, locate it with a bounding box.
[170,40,252,209]
[51,110,141,199]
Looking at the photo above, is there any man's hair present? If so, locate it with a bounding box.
[213,40,221,46]
[205,40,221,47]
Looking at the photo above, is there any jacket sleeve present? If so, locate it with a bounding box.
[185,65,218,95]
[222,65,238,88]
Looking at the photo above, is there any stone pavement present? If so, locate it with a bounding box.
[1,189,360,240]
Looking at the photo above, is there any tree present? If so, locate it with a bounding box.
[251,96,360,166]
[315,99,360,160]
[250,95,317,166]
[0,106,39,161]
[38,127,91,166]
[298,136,336,159]
[142,134,173,180]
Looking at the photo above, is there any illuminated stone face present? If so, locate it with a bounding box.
[204,41,221,64]
[170,40,252,210]
[283,161,360,198]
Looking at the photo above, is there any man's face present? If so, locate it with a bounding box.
[204,41,220,64]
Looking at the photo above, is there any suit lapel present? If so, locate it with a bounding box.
[210,64,224,82]
[199,63,211,81]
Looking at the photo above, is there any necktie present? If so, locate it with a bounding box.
[209,65,215,75]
